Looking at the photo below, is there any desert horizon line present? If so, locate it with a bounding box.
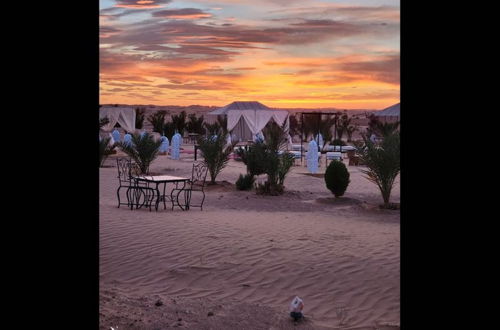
[99,103,398,111]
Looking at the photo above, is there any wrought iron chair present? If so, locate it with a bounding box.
[171,162,208,210]
[116,158,155,211]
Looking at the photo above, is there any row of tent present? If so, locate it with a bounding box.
[99,101,400,142]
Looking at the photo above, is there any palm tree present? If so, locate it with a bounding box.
[318,115,335,152]
[147,110,168,134]
[261,121,295,192]
[171,111,187,135]
[374,121,400,138]
[186,113,205,134]
[99,117,109,130]
[99,137,113,167]
[357,132,400,208]
[216,115,228,134]
[117,132,162,174]
[346,124,358,142]
[196,131,236,184]
[203,122,222,136]
[135,107,146,129]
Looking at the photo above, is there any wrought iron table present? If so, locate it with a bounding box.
[132,175,190,211]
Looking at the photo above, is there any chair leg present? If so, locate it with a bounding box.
[200,190,205,211]
[171,189,176,210]
[117,186,122,208]
[185,190,192,210]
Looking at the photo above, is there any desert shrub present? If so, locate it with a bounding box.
[117,132,162,174]
[255,181,284,196]
[235,173,255,190]
[357,132,400,208]
[147,110,168,134]
[196,132,236,184]
[324,160,350,197]
[135,108,146,129]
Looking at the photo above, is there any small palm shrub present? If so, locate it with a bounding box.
[248,122,294,195]
[196,131,236,184]
[277,152,295,185]
[241,143,267,177]
[99,137,115,167]
[357,132,400,208]
[236,173,255,190]
[117,132,162,174]
[324,160,350,197]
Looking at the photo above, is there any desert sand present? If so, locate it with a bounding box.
[99,146,400,329]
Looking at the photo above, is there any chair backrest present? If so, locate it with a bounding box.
[116,158,138,186]
[191,162,208,188]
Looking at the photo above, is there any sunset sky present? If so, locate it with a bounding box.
[100,0,399,109]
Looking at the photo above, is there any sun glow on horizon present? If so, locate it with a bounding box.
[99,0,399,109]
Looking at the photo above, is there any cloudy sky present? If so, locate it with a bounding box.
[100,0,399,109]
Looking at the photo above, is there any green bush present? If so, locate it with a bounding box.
[235,173,255,190]
[324,160,350,197]
[240,143,267,177]
[117,132,162,174]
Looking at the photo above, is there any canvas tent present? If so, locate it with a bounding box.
[99,107,136,133]
[374,103,400,123]
[207,101,289,142]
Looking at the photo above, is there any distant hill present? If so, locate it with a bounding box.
[100,104,377,116]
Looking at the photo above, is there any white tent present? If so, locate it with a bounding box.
[207,101,289,142]
[99,107,136,133]
[374,103,400,123]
